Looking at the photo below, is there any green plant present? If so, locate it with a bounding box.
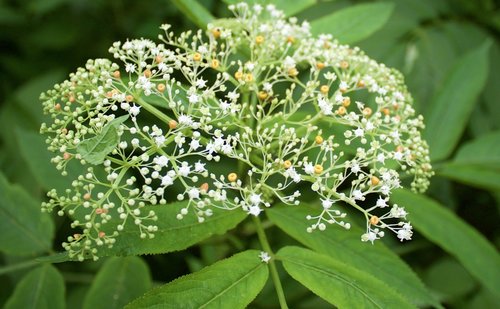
[1,1,499,308]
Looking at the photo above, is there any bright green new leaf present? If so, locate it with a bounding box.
[267,204,437,307]
[4,264,65,309]
[126,250,268,308]
[76,115,128,165]
[391,189,500,298]
[277,246,415,309]
[0,172,53,255]
[95,201,246,258]
[424,40,491,161]
[83,257,152,309]
[310,2,395,44]
[171,0,214,29]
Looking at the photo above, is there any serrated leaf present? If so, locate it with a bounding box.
[83,257,152,309]
[391,189,500,299]
[4,264,65,309]
[0,172,53,255]
[96,202,247,258]
[277,246,415,309]
[126,250,268,308]
[76,115,129,165]
[267,204,437,307]
[310,2,395,44]
[424,40,491,161]
[171,0,214,29]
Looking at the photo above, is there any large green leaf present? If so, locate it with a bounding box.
[76,115,128,165]
[424,41,491,161]
[223,0,315,17]
[4,264,65,309]
[126,250,268,308]
[310,2,395,44]
[0,172,53,255]
[391,189,500,298]
[83,257,152,309]
[171,0,214,29]
[99,202,247,257]
[437,164,500,191]
[267,204,437,307]
[16,127,84,191]
[277,246,415,308]
[449,131,500,167]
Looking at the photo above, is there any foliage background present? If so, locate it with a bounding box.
[0,0,499,308]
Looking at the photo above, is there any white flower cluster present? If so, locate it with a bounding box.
[40,3,432,260]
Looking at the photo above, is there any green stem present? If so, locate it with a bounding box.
[252,216,288,309]
[135,95,172,123]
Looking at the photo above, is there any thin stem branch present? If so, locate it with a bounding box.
[252,216,288,309]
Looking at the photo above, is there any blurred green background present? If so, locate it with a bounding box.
[0,0,499,308]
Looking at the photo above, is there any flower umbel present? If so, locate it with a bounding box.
[40,3,433,260]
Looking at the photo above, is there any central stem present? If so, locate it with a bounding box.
[253,216,289,309]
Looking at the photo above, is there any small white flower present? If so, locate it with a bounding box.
[321,199,333,209]
[125,63,136,72]
[352,190,364,200]
[188,188,200,199]
[178,114,194,127]
[161,175,173,186]
[248,205,262,216]
[249,193,261,205]
[178,164,191,177]
[190,139,201,150]
[188,93,200,104]
[259,251,271,263]
[397,223,413,241]
[354,128,364,138]
[303,162,315,175]
[154,155,169,167]
[129,104,141,117]
[376,197,388,208]
[194,161,206,172]
[377,153,386,164]
[318,97,333,115]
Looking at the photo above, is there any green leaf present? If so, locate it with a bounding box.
[277,246,415,308]
[267,204,437,307]
[97,202,247,258]
[437,132,500,190]
[423,257,476,301]
[76,115,128,165]
[0,172,54,255]
[223,0,315,16]
[83,257,152,309]
[16,127,84,191]
[274,0,316,16]
[310,2,395,44]
[449,131,500,167]
[4,264,65,309]
[126,250,268,308]
[171,0,214,29]
[437,164,500,191]
[424,40,491,161]
[391,189,500,298]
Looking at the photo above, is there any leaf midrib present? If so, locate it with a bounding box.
[284,258,383,309]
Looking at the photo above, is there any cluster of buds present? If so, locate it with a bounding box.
[40,3,432,260]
